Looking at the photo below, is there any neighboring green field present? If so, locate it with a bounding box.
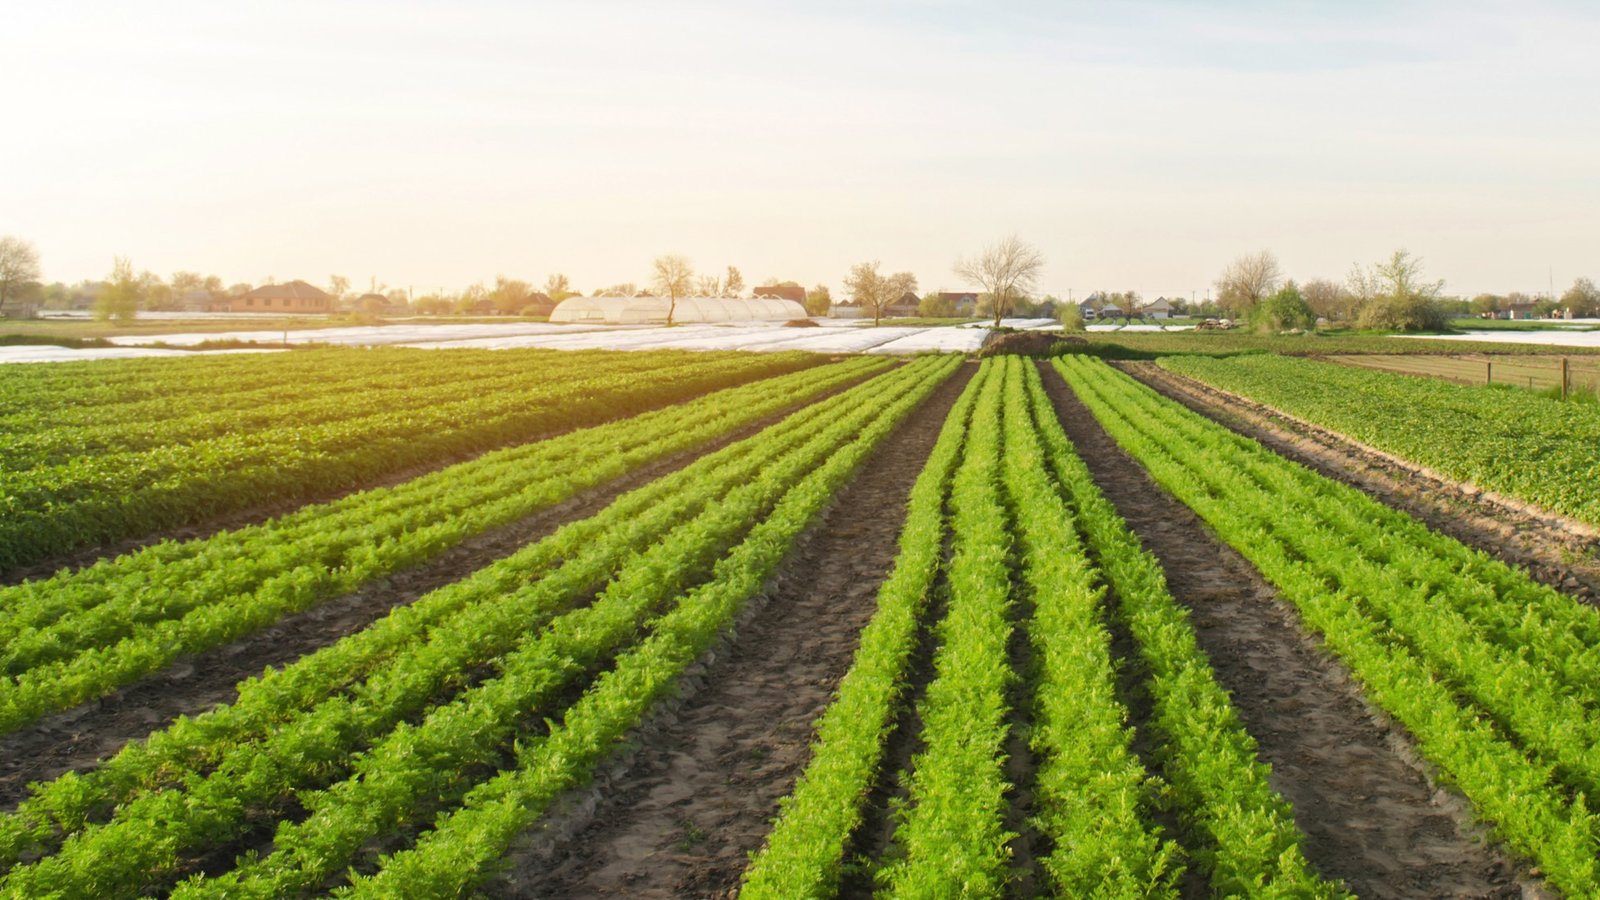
[1076,329,1600,359]
[1330,353,1600,396]
[0,347,825,570]
[1159,354,1600,525]
[1059,355,1600,897]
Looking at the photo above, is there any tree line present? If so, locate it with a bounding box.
[1213,248,1600,332]
[3,232,1593,329]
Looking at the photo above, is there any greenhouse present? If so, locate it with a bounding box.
[549,295,807,324]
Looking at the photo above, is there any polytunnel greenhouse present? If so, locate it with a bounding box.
[549,295,808,324]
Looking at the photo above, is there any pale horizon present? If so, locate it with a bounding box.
[5,0,1597,300]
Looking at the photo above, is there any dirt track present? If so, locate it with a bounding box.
[1038,361,1528,899]
[504,364,974,899]
[0,373,880,812]
[1128,361,1600,603]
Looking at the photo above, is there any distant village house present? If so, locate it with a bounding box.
[752,284,806,304]
[229,280,332,313]
[937,292,980,316]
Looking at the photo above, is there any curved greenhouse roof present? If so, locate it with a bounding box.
[550,295,807,324]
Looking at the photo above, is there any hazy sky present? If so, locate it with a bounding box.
[5,1,1597,299]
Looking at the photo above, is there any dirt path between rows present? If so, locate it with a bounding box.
[1038,362,1529,899]
[0,374,879,812]
[504,363,975,900]
[1128,362,1600,604]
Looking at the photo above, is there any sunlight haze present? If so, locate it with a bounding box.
[5,0,1597,298]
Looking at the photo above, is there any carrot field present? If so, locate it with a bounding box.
[3,347,1598,897]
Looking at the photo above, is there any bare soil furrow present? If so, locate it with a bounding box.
[504,363,974,899]
[0,381,870,811]
[1039,362,1524,900]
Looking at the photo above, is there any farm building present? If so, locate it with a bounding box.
[550,295,807,324]
[751,284,806,304]
[938,292,980,315]
[886,291,920,317]
[229,281,332,313]
[1141,297,1174,319]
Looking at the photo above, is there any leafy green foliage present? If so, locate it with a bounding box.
[1057,354,1600,898]
[1160,354,1600,525]
[746,359,1331,898]
[740,354,984,898]
[0,348,823,569]
[1249,282,1316,333]
[0,356,959,898]
[0,358,888,736]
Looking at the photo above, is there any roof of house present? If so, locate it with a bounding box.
[241,280,332,301]
[551,295,806,324]
[938,291,979,302]
[752,284,806,304]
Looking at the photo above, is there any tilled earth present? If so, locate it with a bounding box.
[504,364,975,899]
[0,373,879,812]
[1039,361,1531,899]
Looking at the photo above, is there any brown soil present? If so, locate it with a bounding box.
[498,363,975,899]
[977,330,1083,357]
[0,375,878,812]
[1038,362,1532,899]
[1129,362,1600,603]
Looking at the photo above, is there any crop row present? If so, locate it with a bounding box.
[744,358,1337,897]
[0,349,703,468]
[1158,353,1600,526]
[0,356,889,735]
[0,357,889,870]
[1059,354,1600,897]
[0,355,959,898]
[0,346,634,420]
[878,358,1024,895]
[0,349,822,571]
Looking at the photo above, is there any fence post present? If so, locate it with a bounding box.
[1485,359,1492,386]
[1562,357,1570,400]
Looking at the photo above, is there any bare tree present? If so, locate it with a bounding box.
[489,276,534,314]
[327,275,351,310]
[544,273,575,301]
[1214,250,1282,316]
[1301,278,1354,321]
[1373,249,1443,301]
[652,254,694,324]
[954,234,1045,328]
[843,261,917,326]
[0,236,42,316]
[694,273,723,297]
[595,282,638,297]
[725,266,745,297]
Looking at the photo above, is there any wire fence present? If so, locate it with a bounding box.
[1329,354,1600,398]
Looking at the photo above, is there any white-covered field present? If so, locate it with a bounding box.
[0,346,283,364]
[1394,329,1600,348]
[3,319,1086,364]
[103,322,613,348]
[399,322,996,355]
